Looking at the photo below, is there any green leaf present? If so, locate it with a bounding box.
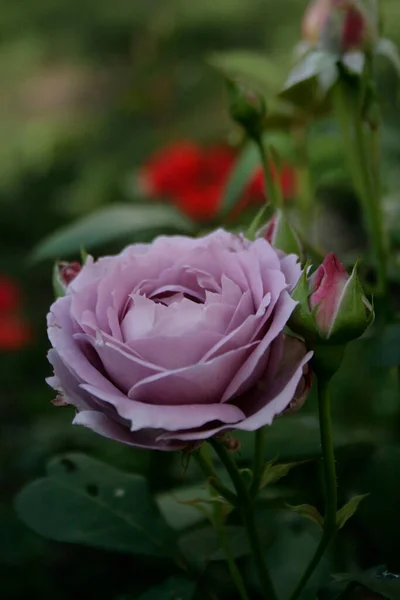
[319,566,400,600]
[376,38,400,78]
[336,494,369,530]
[31,204,195,261]
[207,50,284,94]
[353,447,400,559]
[367,324,400,367]
[260,458,310,489]
[282,51,337,97]
[179,525,249,565]
[15,453,176,557]
[286,504,324,529]
[136,577,196,600]
[156,484,213,530]
[220,143,260,217]
[267,518,332,598]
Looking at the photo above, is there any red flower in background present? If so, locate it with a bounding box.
[0,275,31,350]
[138,141,296,221]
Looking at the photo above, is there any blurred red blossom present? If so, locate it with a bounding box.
[0,275,32,350]
[138,141,296,221]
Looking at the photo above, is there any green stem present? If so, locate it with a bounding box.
[333,81,387,295]
[250,426,266,498]
[193,449,238,507]
[294,126,314,237]
[214,509,250,600]
[210,440,278,600]
[193,448,250,600]
[253,135,282,209]
[288,377,337,600]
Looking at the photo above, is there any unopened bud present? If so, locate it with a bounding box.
[53,261,82,298]
[302,0,378,54]
[290,253,374,345]
[227,79,266,139]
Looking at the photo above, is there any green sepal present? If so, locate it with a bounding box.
[272,210,303,257]
[52,261,66,299]
[226,78,266,139]
[328,262,374,343]
[289,265,318,340]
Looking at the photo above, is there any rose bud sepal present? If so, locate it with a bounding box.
[226,79,266,140]
[264,210,303,257]
[322,262,374,344]
[289,265,319,341]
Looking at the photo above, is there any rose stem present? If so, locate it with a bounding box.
[249,426,266,498]
[246,131,282,240]
[209,439,278,600]
[193,448,250,600]
[333,77,387,296]
[287,376,337,600]
[253,133,282,210]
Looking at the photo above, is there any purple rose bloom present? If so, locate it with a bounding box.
[47,229,312,450]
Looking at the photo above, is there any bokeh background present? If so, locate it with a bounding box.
[2,1,400,599]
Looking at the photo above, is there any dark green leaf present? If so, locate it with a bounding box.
[319,566,400,600]
[367,324,400,367]
[31,204,195,261]
[15,453,176,557]
[354,447,400,560]
[336,494,369,530]
[156,484,211,530]
[135,577,196,600]
[267,519,332,599]
[179,525,249,565]
[260,459,310,489]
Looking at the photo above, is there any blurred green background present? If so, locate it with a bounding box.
[2,1,400,599]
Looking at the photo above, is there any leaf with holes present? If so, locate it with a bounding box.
[336,494,369,530]
[15,453,176,557]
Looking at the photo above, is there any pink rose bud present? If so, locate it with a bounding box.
[302,0,378,53]
[309,253,349,335]
[59,262,82,286]
[53,261,82,298]
[290,253,374,344]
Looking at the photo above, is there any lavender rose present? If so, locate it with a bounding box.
[47,229,312,450]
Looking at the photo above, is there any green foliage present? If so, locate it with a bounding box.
[135,577,196,600]
[336,494,370,530]
[15,453,176,557]
[319,566,400,600]
[260,458,310,489]
[286,504,324,529]
[32,204,195,261]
